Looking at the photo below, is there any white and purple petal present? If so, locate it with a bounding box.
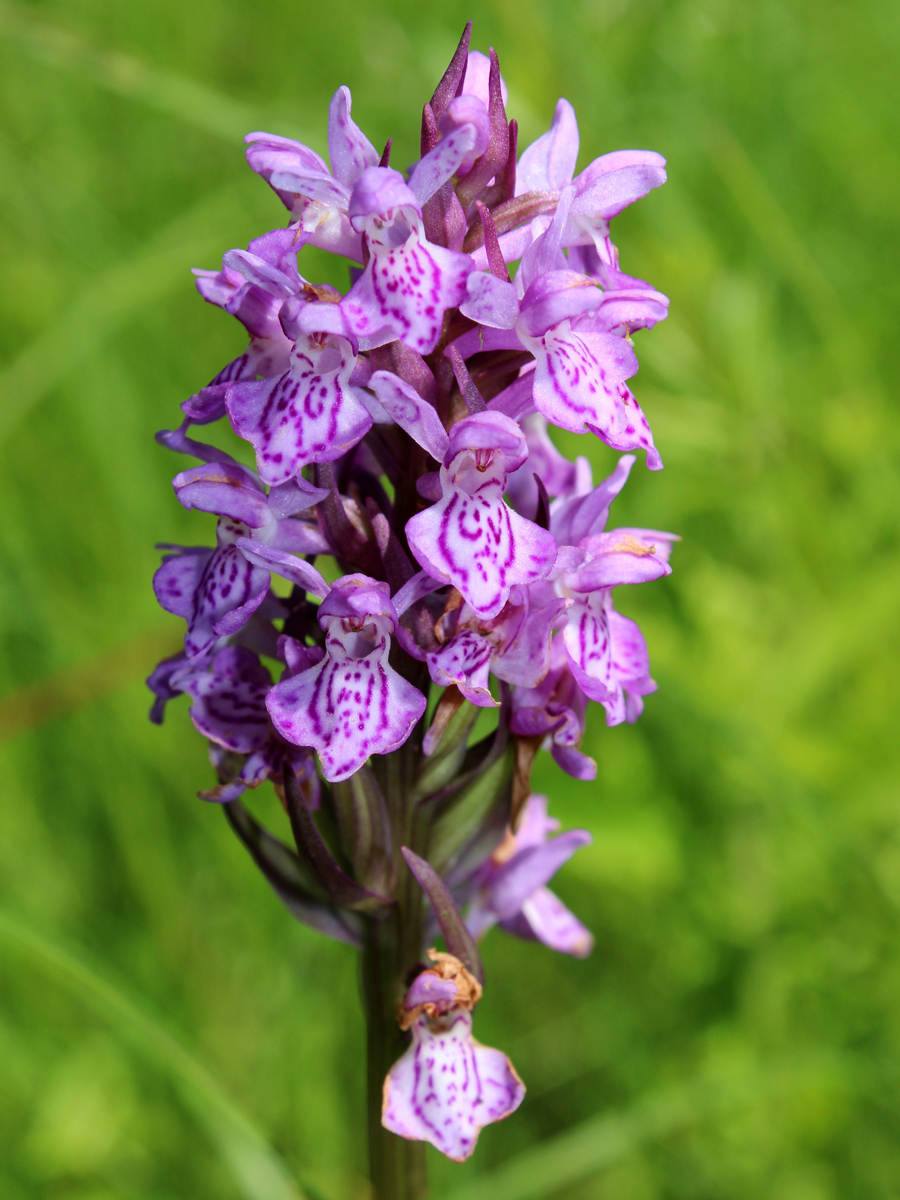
[226,335,372,484]
[382,1010,524,1162]
[427,630,497,708]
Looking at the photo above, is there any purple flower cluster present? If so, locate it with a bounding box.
[149,24,673,1165]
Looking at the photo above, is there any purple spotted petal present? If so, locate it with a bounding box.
[563,592,658,726]
[328,86,379,189]
[528,324,661,468]
[562,592,618,713]
[515,98,579,194]
[382,1010,525,1161]
[179,646,273,753]
[153,548,210,620]
[342,186,472,354]
[427,630,497,707]
[266,583,426,782]
[406,458,557,620]
[608,608,658,720]
[226,335,372,484]
[154,529,271,661]
[408,123,478,206]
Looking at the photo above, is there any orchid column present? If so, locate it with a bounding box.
[148,23,674,1200]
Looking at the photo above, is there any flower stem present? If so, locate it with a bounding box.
[362,916,428,1199]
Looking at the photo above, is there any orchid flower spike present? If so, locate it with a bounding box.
[149,22,677,1179]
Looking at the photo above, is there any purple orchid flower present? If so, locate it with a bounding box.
[340,165,475,355]
[457,195,666,467]
[265,574,427,782]
[184,231,303,424]
[548,454,677,724]
[245,87,380,261]
[225,316,374,485]
[472,94,667,269]
[382,951,525,1161]
[171,644,321,804]
[404,409,558,619]
[466,794,593,957]
[153,454,328,661]
[153,519,273,662]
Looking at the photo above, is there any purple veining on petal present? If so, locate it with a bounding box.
[524,320,662,468]
[153,520,271,661]
[266,575,426,782]
[342,168,473,354]
[382,1008,524,1161]
[226,332,372,484]
[427,629,497,707]
[406,413,557,619]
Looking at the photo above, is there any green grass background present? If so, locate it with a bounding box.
[1,0,898,1196]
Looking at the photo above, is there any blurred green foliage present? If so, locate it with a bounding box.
[0,0,898,1196]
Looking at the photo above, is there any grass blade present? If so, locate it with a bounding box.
[0,908,312,1200]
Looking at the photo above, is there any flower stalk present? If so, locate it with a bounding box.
[147,21,675,1197]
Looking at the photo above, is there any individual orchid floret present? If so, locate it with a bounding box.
[225,315,373,485]
[153,519,273,662]
[152,454,330,661]
[560,580,662,725]
[245,87,380,260]
[405,411,558,619]
[341,166,474,354]
[266,575,427,782]
[477,94,666,268]
[466,795,594,957]
[382,950,525,1161]
[459,196,664,468]
[170,645,321,804]
[547,454,677,724]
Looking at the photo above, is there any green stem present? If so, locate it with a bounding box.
[362,916,427,1200]
[361,741,430,1199]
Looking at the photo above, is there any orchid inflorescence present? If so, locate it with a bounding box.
[148,22,674,1177]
